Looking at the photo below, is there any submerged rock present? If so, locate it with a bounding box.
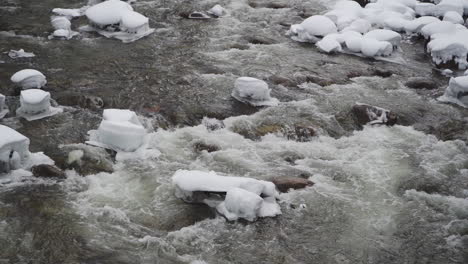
[405,77,438,90]
[271,177,314,193]
[31,164,66,179]
[351,103,398,128]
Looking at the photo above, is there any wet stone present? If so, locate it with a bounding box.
[405,77,438,90]
[31,164,66,179]
[271,177,314,193]
[193,142,220,153]
[351,104,398,128]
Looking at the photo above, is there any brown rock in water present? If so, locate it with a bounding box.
[193,142,220,153]
[351,103,398,127]
[31,164,66,179]
[405,77,438,90]
[272,177,314,193]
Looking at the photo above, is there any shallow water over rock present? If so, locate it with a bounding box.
[1,0,468,263]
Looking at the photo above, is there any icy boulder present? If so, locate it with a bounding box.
[172,170,281,222]
[10,69,47,89]
[8,49,35,59]
[427,30,468,69]
[0,94,9,119]
[438,75,468,108]
[0,125,30,173]
[232,77,279,107]
[87,109,146,152]
[16,89,62,121]
[288,15,337,43]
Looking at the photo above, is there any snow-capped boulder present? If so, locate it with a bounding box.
[443,11,464,24]
[120,10,150,34]
[0,94,8,119]
[342,18,372,34]
[52,8,84,19]
[172,170,281,222]
[51,16,71,30]
[289,15,337,43]
[316,35,342,53]
[433,0,464,17]
[232,77,279,107]
[421,21,458,39]
[414,3,435,16]
[207,4,225,17]
[438,75,468,108]
[427,30,468,70]
[10,69,47,89]
[361,38,393,57]
[404,16,440,33]
[87,109,146,152]
[85,0,133,29]
[16,89,62,121]
[345,35,364,53]
[0,125,30,173]
[364,29,401,48]
[8,49,35,59]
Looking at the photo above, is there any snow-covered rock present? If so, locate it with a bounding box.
[361,38,393,57]
[51,16,71,30]
[85,0,133,28]
[0,125,30,173]
[207,4,225,17]
[288,15,337,43]
[364,29,401,47]
[342,18,371,34]
[433,0,464,17]
[414,3,435,16]
[87,109,146,152]
[420,21,457,39]
[52,8,84,19]
[443,11,464,24]
[8,49,35,59]
[0,94,8,119]
[316,35,342,53]
[10,69,47,89]
[404,16,440,33]
[438,75,468,107]
[16,89,62,121]
[232,77,279,107]
[172,170,281,221]
[345,35,364,53]
[120,10,150,34]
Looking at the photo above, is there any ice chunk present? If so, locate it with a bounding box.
[0,94,8,119]
[231,77,279,107]
[0,125,30,173]
[85,0,133,27]
[443,11,464,24]
[361,38,393,57]
[87,109,146,152]
[438,75,468,108]
[10,69,46,89]
[52,8,84,19]
[8,49,35,59]
[16,89,62,121]
[51,16,71,30]
[364,29,401,47]
[289,15,337,43]
[316,35,342,53]
[216,188,264,221]
[207,4,225,17]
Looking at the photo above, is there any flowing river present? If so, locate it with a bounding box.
[1,0,467,263]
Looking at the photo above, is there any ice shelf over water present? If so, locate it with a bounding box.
[231,77,279,107]
[10,69,46,89]
[172,170,281,222]
[8,49,35,59]
[87,109,147,152]
[16,89,62,121]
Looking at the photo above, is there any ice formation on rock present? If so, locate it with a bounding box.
[8,49,35,59]
[49,16,79,40]
[208,4,225,17]
[0,93,9,119]
[438,75,468,108]
[84,0,154,42]
[231,77,279,107]
[172,170,281,222]
[0,125,30,173]
[87,109,147,152]
[16,89,62,121]
[10,69,47,89]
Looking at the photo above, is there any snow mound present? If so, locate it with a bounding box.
[172,170,281,222]
[364,29,401,47]
[87,109,147,152]
[316,35,342,53]
[8,49,35,59]
[361,38,393,57]
[52,8,85,19]
[16,89,62,121]
[208,4,225,17]
[10,69,46,89]
[438,75,468,108]
[85,0,133,27]
[0,94,9,119]
[443,11,464,24]
[232,77,279,107]
[288,15,337,43]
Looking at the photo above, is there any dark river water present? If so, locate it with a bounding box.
[1,0,468,263]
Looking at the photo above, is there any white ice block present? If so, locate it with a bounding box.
[232,77,279,107]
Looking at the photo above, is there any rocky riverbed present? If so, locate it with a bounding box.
[1,0,468,263]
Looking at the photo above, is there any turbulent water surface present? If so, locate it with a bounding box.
[1,0,468,263]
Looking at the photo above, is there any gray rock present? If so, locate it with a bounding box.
[31,164,66,179]
[405,77,438,90]
[271,177,314,193]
